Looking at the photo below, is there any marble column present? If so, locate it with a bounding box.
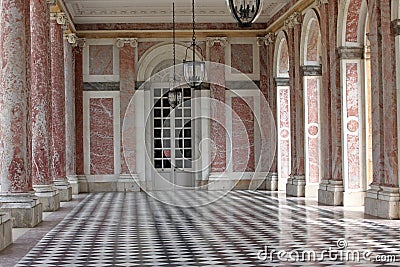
[64,33,78,194]
[0,0,42,228]
[50,12,72,201]
[285,13,306,197]
[116,38,140,192]
[318,0,344,206]
[257,34,279,190]
[365,0,400,219]
[30,0,60,212]
[74,38,87,193]
[207,37,229,190]
[302,66,322,198]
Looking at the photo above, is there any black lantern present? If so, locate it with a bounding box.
[183,0,205,88]
[226,0,263,27]
[168,2,182,108]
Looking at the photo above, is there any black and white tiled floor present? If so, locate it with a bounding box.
[15,191,400,266]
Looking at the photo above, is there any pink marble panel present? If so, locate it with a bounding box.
[308,138,320,183]
[90,98,114,175]
[232,97,255,172]
[306,78,320,183]
[345,63,361,189]
[231,44,253,74]
[138,42,160,62]
[279,39,289,75]
[306,20,320,62]
[346,0,362,43]
[279,87,290,179]
[120,45,136,174]
[210,44,226,173]
[89,45,113,75]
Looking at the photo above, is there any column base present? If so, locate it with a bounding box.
[318,179,344,206]
[286,175,306,197]
[195,180,209,190]
[77,175,89,193]
[265,172,278,191]
[365,185,400,219]
[67,175,79,195]
[0,212,12,251]
[117,174,140,192]
[54,179,73,202]
[33,185,60,212]
[0,193,43,228]
[207,173,235,191]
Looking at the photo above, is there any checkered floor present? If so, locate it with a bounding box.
[16,191,400,266]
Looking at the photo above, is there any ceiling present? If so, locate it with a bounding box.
[62,0,290,24]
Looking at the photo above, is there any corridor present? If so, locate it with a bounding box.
[2,191,400,266]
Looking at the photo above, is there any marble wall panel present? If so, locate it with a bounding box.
[89,45,114,75]
[346,0,362,43]
[231,44,253,74]
[89,98,114,175]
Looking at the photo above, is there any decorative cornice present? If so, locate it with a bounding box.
[284,12,302,29]
[116,38,138,48]
[206,37,228,47]
[301,65,322,76]
[338,46,365,59]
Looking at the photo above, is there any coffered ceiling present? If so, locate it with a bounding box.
[62,0,290,24]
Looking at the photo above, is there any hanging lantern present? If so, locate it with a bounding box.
[183,0,205,88]
[226,0,263,27]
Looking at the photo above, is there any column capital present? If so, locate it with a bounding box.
[301,65,322,76]
[338,46,365,59]
[70,37,86,48]
[392,19,400,36]
[274,77,290,87]
[116,38,138,48]
[284,12,302,30]
[50,12,67,26]
[206,37,228,47]
[64,33,77,45]
[47,0,57,5]
[315,0,328,8]
[257,33,276,46]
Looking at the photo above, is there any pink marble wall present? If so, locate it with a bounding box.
[279,88,291,179]
[345,63,361,189]
[279,39,290,75]
[231,44,253,74]
[210,44,226,173]
[120,44,136,174]
[306,78,320,183]
[138,42,160,62]
[307,20,320,62]
[89,45,113,75]
[65,40,76,176]
[232,97,255,172]
[90,98,114,175]
[346,0,362,43]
